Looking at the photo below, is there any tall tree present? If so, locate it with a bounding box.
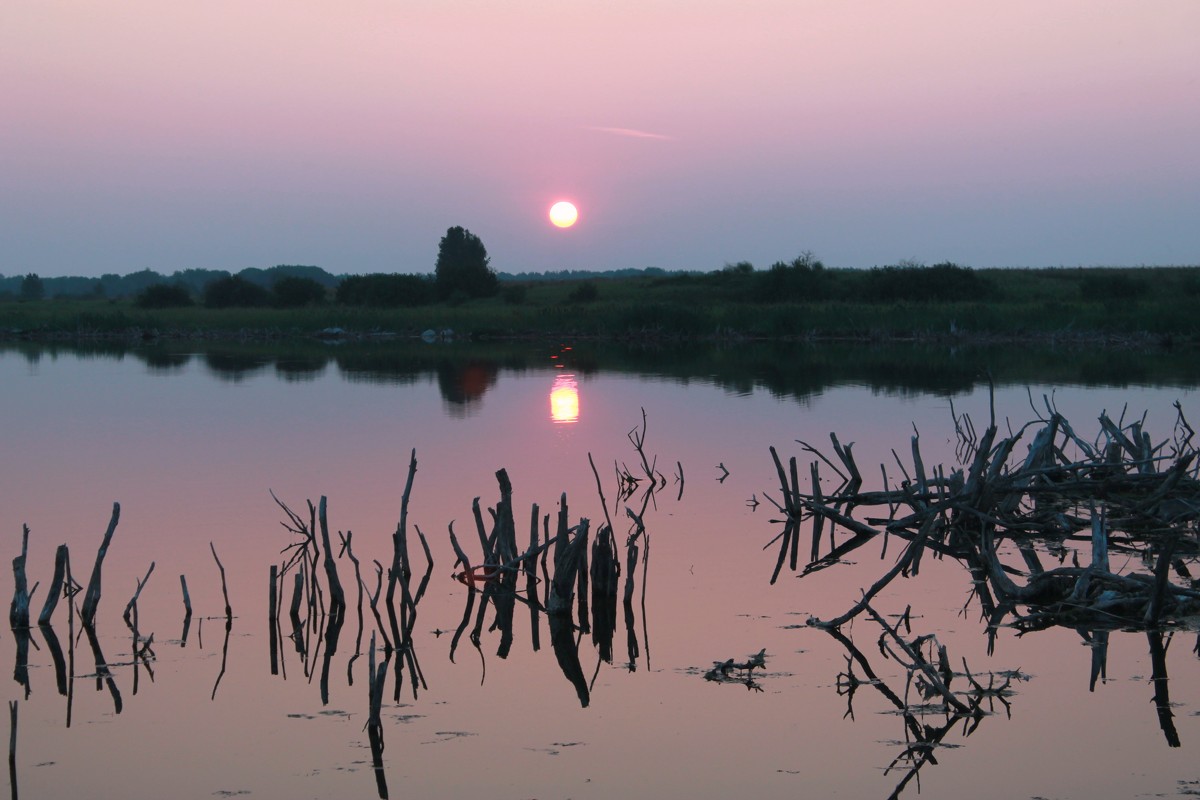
[435,226,497,299]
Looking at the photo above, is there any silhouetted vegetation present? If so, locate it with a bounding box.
[204,276,272,308]
[757,253,833,302]
[4,255,1199,344]
[20,274,44,302]
[1079,271,1150,300]
[566,281,599,303]
[860,261,993,302]
[500,284,527,305]
[435,226,497,299]
[272,276,327,308]
[134,283,193,309]
[336,273,435,307]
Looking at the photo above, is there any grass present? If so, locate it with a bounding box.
[3,265,1198,345]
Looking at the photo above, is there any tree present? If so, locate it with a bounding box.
[19,273,44,301]
[435,226,497,299]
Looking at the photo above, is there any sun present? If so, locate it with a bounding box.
[549,201,579,228]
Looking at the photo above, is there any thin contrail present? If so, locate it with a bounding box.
[587,126,674,141]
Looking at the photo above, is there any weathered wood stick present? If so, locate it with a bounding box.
[364,561,391,652]
[588,452,616,536]
[447,521,473,573]
[809,529,930,630]
[81,503,121,627]
[8,700,16,800]
[339,531,364,660]
[495,468,518,564]
[575,519,591,634]
[810,462,825,564]
[788,457,801,571]
[548,520,588,616]
[397,448,417,580]
[10,525,32,629]
[830,433,862,488]
[180,574,193,617]
[769,519,794,586]
[268,565,279,674]
[38,545,69,627]
[1145,529,1181,627]
[865,602,971,715]
[122,561,155,627]
[527,505,542,651]
[317,497,345,615]
[210,542,232,619]
[470,498,490,560]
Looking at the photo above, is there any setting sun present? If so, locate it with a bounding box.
[548,201,578,229]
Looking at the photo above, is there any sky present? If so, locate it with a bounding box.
[2,1,1198,279]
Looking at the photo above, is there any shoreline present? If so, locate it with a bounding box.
[1,323,1191,351]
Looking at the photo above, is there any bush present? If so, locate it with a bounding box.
[336,273,435,307]
[204,275,273,308]
[859,262,990,303]
[135,283,193,309]
[754,253,830,302]
[272,276,327,308]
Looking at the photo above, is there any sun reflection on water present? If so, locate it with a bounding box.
[550,373,579,423]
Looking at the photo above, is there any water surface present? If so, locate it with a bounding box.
[3,340,1199,799]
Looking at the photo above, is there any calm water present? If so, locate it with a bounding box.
[3,340,1200,800]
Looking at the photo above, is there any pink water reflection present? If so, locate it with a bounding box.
[550,372,579,423]
[2,346,1200,799]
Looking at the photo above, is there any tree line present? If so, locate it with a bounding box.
[13,224,1163,311]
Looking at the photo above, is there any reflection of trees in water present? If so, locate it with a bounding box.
[435,359,498,416]
[202,351,271,382]
[6,340,1200,405]
[274,357,327,382]
[137,348,192,373]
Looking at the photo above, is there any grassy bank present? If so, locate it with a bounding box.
[3,265,1198,345]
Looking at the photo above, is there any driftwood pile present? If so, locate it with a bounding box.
[765,395,1200,635]
[762,395,1200,791]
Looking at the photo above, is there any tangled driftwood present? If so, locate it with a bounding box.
[765,393,1200,635]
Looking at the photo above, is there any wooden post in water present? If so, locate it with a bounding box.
[122,562,155,628]
[317,497,345,617]
[37,544,69,626]
[548,519,588,617]
[7,700,16,800]
[9,525,32,629]
[268,565,279,675]
[210,542,232,620]
[179,574,193,646]
[81,503,121,627]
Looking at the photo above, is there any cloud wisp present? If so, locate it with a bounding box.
[587,126,674,141]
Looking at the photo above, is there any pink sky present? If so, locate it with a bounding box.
[2,1,1198,277]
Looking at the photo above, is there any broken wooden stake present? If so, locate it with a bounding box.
[210,542,232,620]
[81,503,121,628]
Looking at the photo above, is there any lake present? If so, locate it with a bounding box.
[3,339,1200,800]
